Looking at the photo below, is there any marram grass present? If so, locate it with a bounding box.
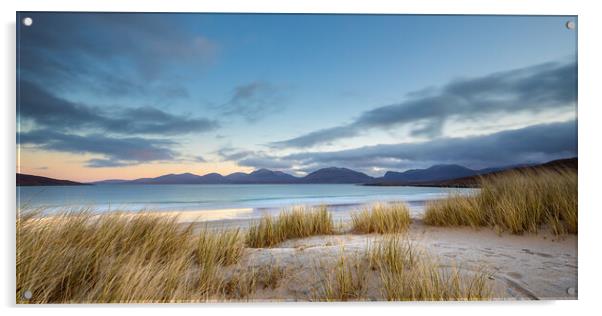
[245,206,335,248]
[313,235,494,301]
[373,236,494,301]
[424,168,577,235]
[16,211,244,303]
[17,209,500,302]
[313,251,369,301]
[351,203,411,234]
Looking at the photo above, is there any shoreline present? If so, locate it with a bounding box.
[26,199,436,226]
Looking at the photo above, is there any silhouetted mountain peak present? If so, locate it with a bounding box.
[428,164,470,170]
[250,168,279,176]
[383,164,477,183]
[302,167,373,183]
[203,172,222,177]
[17,173,89,186]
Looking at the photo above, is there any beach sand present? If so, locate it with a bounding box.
[180,214,577,301]
[22,208,577,301]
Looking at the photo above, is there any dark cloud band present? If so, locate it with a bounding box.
[18,80,219,135]
[18,129,177,168]
[236,120,577,175]
[271,60,577,148]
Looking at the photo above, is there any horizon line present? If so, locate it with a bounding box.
[17,156,578,183]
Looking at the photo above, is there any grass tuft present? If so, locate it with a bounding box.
[370,235,494,301]
[368,234,416,273]
[314,251,369,301]
[351,203,411,234]
[313,235,494,301]
[16,211,244,303]
[424,168,577,235]
[424,194,484,228]
[245,206,335,248]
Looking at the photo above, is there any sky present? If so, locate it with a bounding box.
[16,13,577,182]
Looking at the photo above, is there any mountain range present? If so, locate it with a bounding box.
[16,157,577,186]
[366,157,577,187]
[368,163,531,185]
[92,167,373,185]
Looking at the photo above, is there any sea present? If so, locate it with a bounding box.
[17,184,475,222]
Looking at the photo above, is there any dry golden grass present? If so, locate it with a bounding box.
[351,203,411,234]
[314,235,494,301]
[255,264,287,291]
[368,234,416,273]
[424,194,484,228]
[379,259,494,301]
[17,207,497,303]
[245,206,335,248]
[16,211,244,303]
[314,251,369,301]
[370,235,494,301]
[424,168,577,235]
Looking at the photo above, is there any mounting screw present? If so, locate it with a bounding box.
[566,21,575,30]
[22,290,32,300]
[22,17,33,27]
[567,287,576,295]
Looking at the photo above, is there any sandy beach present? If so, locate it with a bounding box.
[24,199,577,302]
[183,213,577,301]
[17,169,577,302]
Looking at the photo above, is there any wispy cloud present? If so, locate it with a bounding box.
[193,155,207,163]
[19,13,219,100]
[236,120,577,175]
[216,147,257,161]
[18,129,178,168]
[271,60,577,148]
[19,80,219,135]
[221,81,286,122]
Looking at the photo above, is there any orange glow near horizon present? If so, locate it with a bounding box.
[17,149,254,182]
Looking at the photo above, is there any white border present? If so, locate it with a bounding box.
[2,1,601,316]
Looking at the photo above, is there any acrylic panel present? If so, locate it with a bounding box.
[16,12,577,303]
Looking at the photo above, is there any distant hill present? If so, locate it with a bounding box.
[382,164,477,183]
[92,169,300,185]
[226,169,298,184]
[366,157,577,187]
[84,158,576,186]
[98,172,229,185]
[197,173,229,184]
[93,167,374,185]
[300,167,374,184]
[93,179,130,185]
[17,173,89,186]
[129,173,207,184]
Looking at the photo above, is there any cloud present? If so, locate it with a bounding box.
[18,80,219,135]
[238,120,577,174]
[18,129,178,168]
[221,82,286,122]
[216,147,256,161]
[237,157,293,170]
[19,13,218,99]
[193,155,207,163]
[272,60,577,148]
[216,147,292,170]
[85,159,138,168]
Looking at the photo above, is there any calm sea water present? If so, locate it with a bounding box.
[17,184,474,221]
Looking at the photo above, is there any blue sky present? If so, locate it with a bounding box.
[17,13,577,181]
